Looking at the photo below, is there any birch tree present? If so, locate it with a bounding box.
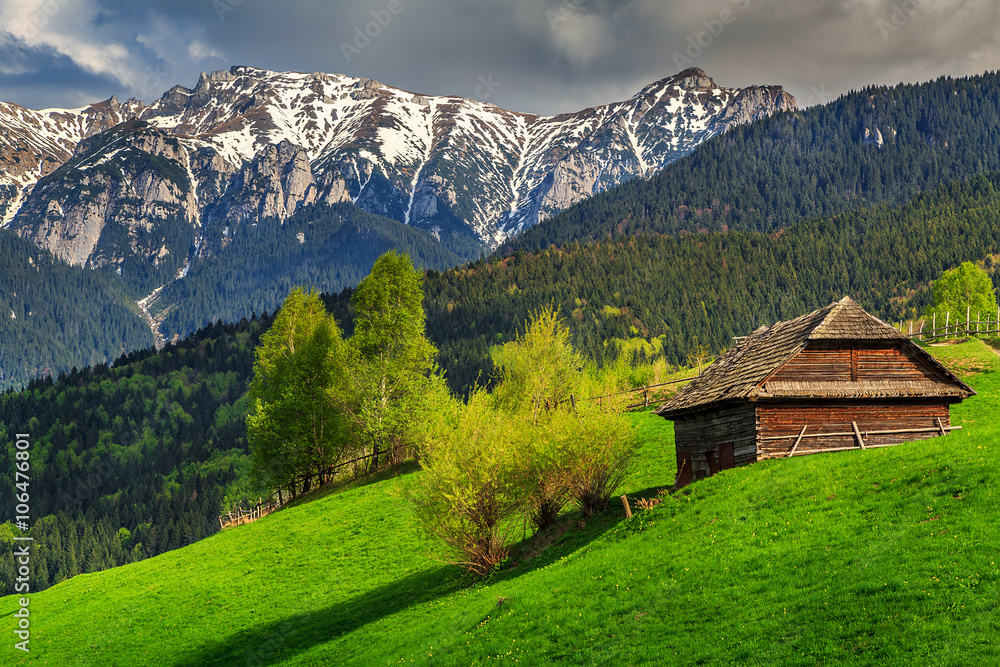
[347,251,435,469]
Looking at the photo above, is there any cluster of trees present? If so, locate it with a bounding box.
[246,252,436,500]
[0,315,269,594]
[411,308,637,576]
[509,71,1000,251]
[0,229,152,391]
[248,268,637,577]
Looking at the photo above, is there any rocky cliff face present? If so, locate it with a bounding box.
[0,96,143,226]
[2,65,795,266]
[11,121,199,292]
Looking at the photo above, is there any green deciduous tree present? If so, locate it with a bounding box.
[411,388,530,577]
[412,307,638,578]
[247,288,349,498]
[925,261,998,329]
[492,307,637,524]
[347,251,435,469]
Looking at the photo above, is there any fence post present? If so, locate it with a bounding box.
[945,312,950,339]
[932,313,936,340]
[620,495,633,520]
[967,305,970,337]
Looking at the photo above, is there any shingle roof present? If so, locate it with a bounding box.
[655,297,975,418]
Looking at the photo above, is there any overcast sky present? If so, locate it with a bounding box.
[1,0,998,114]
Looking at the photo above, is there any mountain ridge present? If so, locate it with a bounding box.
[1,65,794,255]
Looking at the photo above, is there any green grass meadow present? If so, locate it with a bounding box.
[3,340,999,665]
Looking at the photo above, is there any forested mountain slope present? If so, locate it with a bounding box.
[426,173,1000,394]
[146,202,472,342]
[0,201,468,392]
[508,70,1000,251]
[0,230,152,389]
[0,316,269,594]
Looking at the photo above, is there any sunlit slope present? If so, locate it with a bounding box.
[2,341,998,666]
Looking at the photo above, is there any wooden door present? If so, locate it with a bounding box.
[676,450,693,487]
[718,443,735,470]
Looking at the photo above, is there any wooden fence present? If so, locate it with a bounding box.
[621,378,694,410]
[218,448,389,531]
[761,419,961,457]
[218,497,279,530]
[902,305,1000,342]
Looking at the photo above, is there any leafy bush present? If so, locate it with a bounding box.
[411,388,530,577]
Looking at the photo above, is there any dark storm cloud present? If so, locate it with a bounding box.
[1,0,998,114]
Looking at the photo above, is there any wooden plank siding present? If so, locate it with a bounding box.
[768,341,946,384]
[756,400,951,458]
[674,404,757,480]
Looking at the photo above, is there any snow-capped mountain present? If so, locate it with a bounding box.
[1,65,794,271]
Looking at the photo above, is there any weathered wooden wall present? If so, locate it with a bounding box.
[768,341,945,383]
[674,403,758,481]
[757,400,951,458]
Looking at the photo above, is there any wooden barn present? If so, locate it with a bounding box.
[654,297,975,486]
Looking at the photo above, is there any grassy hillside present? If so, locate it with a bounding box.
[2,340,998,665]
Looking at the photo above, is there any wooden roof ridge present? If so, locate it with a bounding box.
[654,297,975,418]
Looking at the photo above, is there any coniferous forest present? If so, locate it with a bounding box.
[0,230,153,389]
[0,316,269,594]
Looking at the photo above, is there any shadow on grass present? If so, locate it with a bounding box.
[174,564,464,667]
[178,493,635,666]
[495,490,661,585]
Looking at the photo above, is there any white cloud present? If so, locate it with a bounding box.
[0,0,225,104]
[1,0,135,84]
[188,40,224,62]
